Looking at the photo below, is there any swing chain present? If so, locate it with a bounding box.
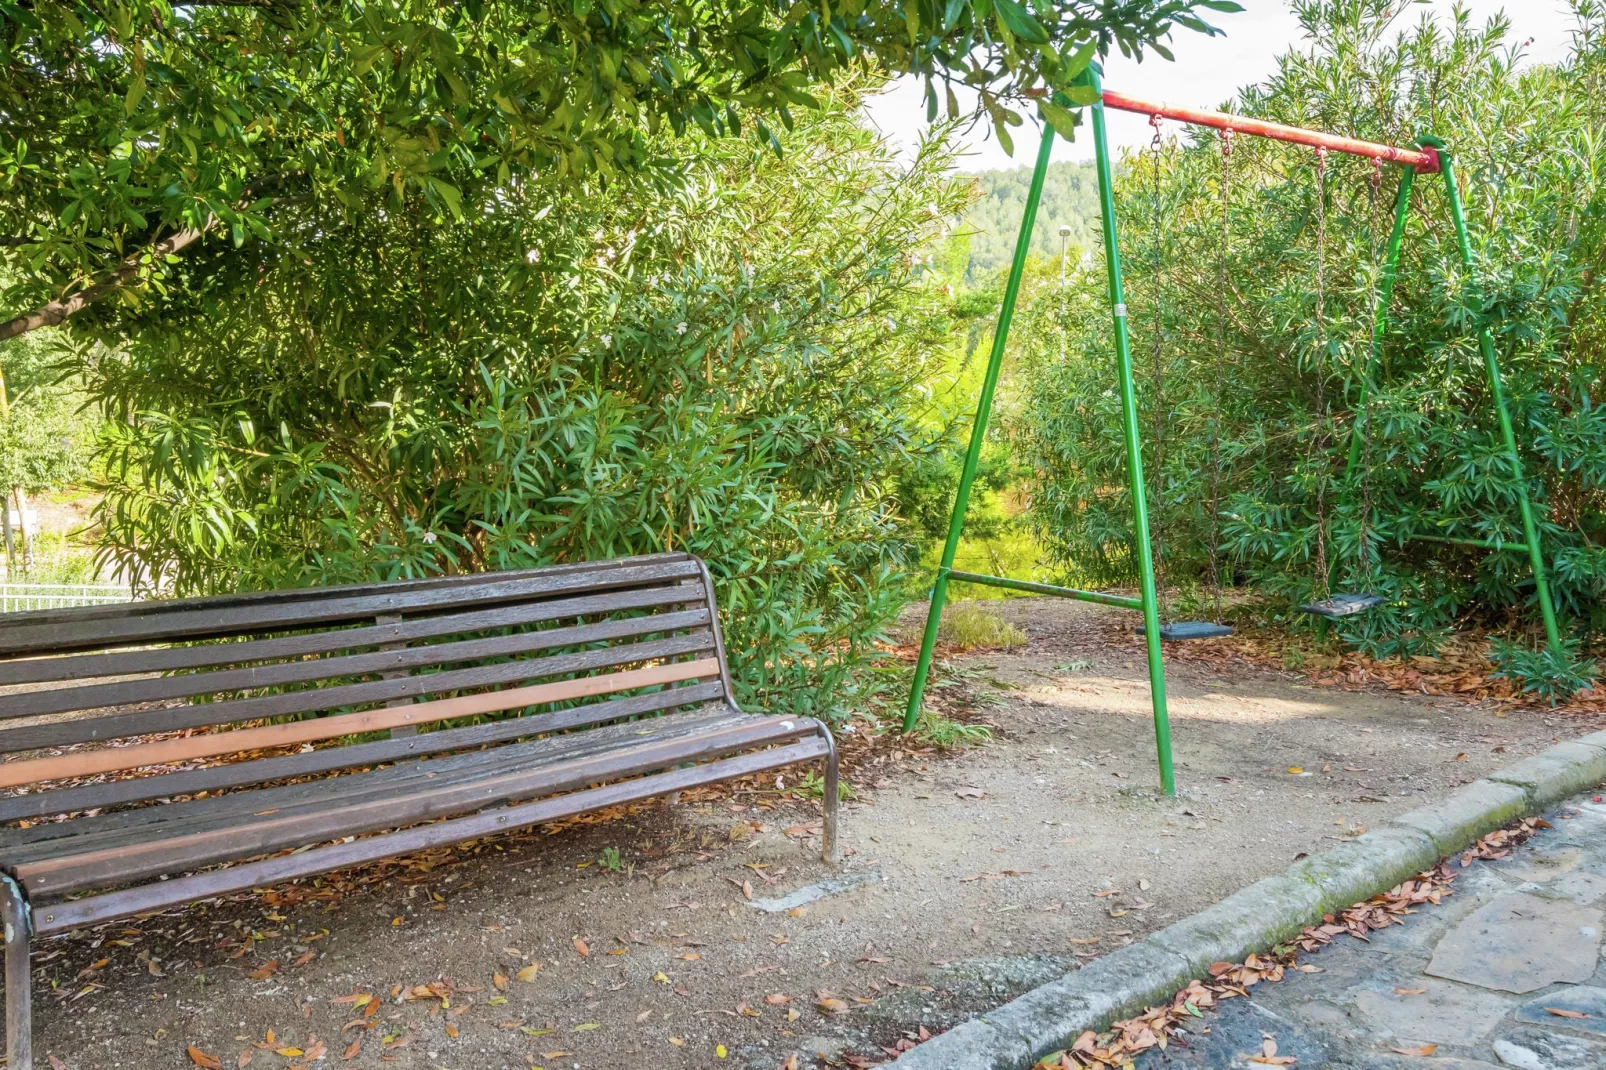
[1207,128,1235,625]
[1147,113,1170,623]
[1312,146,1330,600]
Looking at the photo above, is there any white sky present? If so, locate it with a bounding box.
[863,0,1580,171]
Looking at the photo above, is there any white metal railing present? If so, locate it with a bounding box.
[0,583,133,614]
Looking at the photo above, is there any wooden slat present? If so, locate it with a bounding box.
[0,708,756,859]
[0,682,727,822]
[0,583,707,688]
[18,716,813,894]
[0,630,715,754]
[0,657,721,789]
[2,606,712,720]
[29,738,829,931]
[0,559,702,657]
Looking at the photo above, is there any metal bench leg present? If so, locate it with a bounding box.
[2,874,31,1070]
[819,728,840,865]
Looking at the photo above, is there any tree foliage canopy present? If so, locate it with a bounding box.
[86,83,971,718]
[0,0,1235,341]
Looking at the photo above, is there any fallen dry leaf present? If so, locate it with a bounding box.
[516,964,540,982]
[573,937,590,957]
[188,1047,223,1069]
[1393,987,1426,996]
[1390,1044,1438,1057]
[247,961,278,981]
[1546,1007,1589,1019]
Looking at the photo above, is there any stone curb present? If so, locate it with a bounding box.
[888,734,1606,1069]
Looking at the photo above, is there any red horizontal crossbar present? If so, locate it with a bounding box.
[1101,89,1440,172]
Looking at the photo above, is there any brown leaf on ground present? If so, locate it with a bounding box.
[187,1047,223,1069]
[247,960,278,980]
[1546,1007,1589,1019]
[573,937,590,957]
[1248,1037,1296,1065]
[1390,1044,1438,1056]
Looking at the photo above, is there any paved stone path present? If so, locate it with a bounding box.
[1144,791,1606,1069]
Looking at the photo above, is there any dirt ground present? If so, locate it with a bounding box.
[20,597,1601,1070]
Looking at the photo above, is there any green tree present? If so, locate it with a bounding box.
[1013,0,1606,660]
[0,0,1236,344]
[87,85,973,720]
[964,159,1103,280]
[0,332,96,569]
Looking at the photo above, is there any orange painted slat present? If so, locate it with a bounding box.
[0,659,719,790]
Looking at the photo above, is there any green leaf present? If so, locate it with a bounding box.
[1061,39,1097,80]
[1037,100,1079,141]
[992,0,1047,45]
[1065,84,1100,107]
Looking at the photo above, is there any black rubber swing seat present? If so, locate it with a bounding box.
[1298,593,1386,619]
[1133,621,1235,641]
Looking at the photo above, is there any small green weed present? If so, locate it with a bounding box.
[597,846,623,873]
[937,602,1026,652]
[909,711,993,751]
[796,770,855,802]
[1489,637,1598,705]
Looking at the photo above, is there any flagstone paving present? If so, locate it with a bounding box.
[1143,792,1606,1068]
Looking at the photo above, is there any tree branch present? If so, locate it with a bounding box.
[0,225,209,343]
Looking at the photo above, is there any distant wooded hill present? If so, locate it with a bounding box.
[961,159,1103,281]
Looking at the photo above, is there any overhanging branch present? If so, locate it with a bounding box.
[0,225,209,343]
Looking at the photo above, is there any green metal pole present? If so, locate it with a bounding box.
[1089,65,1176,795]
[1346,167,1415,476]
[901,121,1057,733]
[1421,135,1563,652]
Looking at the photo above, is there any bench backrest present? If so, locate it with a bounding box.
[0,553,732,821]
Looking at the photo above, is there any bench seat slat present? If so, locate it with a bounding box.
[16,714,817,897]
[0,583,705,688]
[0,559,702,657]
[0,630,716,755]
[30,737,828,937]
[0,680,725,822]
[4,606,713,721]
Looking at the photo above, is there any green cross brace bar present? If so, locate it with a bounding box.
[947,570,1144,610]
[901,65,1178,797]
[1409,534,1531,553]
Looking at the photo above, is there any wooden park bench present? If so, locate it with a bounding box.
[0,552,838,1067]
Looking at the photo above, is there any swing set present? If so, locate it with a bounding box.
[902,65,1563,795]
